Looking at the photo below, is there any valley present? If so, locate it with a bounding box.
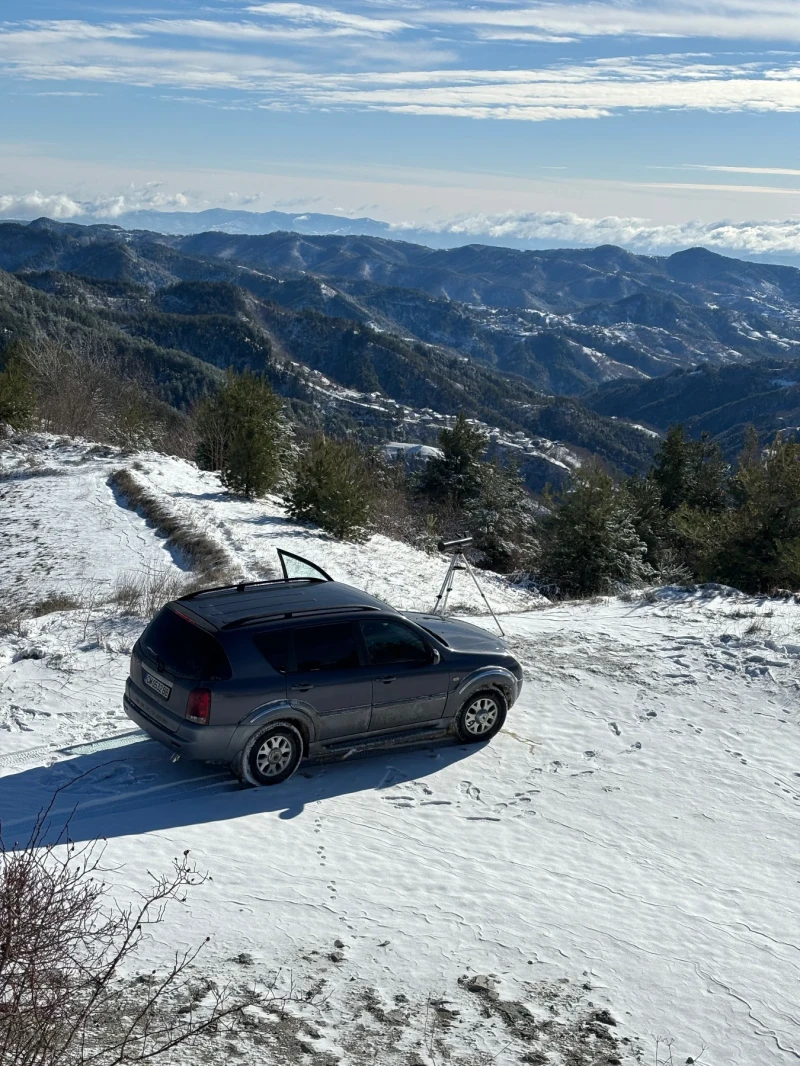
[3,219,800,485]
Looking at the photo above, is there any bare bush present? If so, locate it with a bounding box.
[0,809,258,1066]
[112,567,185,619]
[0,604,27,638]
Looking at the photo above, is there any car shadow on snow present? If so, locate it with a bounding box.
[0,737,478,846]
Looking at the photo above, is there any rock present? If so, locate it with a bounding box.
[385,1009,408,1026]
[465,974,499,999]
[334,939,345,949]
[330,950,346,963]
[592,1008,618,1027]
[233,952,254,965]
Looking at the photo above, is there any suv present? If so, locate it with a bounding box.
[124,550,523,786]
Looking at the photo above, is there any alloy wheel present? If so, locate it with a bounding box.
[463,696,499,736]
[255,734,295,777]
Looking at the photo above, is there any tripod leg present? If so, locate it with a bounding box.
[433,555,457,615]
[462,555,505,636]
[440,553,459,615]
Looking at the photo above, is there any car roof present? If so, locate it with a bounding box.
[173,578,393,632]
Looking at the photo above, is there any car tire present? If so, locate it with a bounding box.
[239,722,304,787]
[455,690,507,744]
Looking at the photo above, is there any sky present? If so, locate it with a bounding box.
[2,0,800,256]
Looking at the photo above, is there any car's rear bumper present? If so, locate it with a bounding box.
[123,681,233,762]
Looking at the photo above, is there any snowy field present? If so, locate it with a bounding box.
[1,435,799,1065]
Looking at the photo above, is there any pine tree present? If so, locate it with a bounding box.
[652,424,729,513]
[418,412,487,507]
[722,434,800,592]
[538,464,651,597]
[622,474,669,562]
[464,459,537,572]
[286,435,374,541]
[651,424,689,512]
[194,370,285,499]
[0,343,36,431]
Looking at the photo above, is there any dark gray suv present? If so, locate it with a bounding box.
[124,550,523,786]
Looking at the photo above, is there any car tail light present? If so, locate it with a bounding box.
[186,688,211,725]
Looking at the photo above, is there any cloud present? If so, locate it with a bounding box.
[1,17,800,120]
[5,189,800,259]
[0,187,199,220]
[253,56,800,119]
[392,209,800,257]
[686,164,800,177]
[245,4,411,34]
[423,1,800,43]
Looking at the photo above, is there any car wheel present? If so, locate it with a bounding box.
[455,690,506,744]
[240,722,303,786]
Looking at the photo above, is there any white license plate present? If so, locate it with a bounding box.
[143,671,171,700]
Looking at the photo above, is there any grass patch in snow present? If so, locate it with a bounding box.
[108,468,232,583]
[30,592,82,617]
[112,567,186,620]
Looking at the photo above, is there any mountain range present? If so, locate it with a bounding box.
[2,217,800,479]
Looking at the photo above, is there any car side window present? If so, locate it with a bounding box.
[253,630,290,674]
[360,620,431,667]
[294,622,360,672]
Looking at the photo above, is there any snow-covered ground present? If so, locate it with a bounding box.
[1,435,799,1065]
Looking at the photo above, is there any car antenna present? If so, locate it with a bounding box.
[432,537,504,636]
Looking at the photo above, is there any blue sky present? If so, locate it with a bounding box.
[2,1,800,255]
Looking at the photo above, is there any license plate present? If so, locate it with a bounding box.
[143,671,171,700]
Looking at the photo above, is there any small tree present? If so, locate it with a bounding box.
[195,370,285,499]
[537,464,651,598]
[286,435,374,541]
[0,343,36,431]
[418,412,487,508]
[464,459,537,572]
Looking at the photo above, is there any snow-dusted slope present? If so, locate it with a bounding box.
[0,437,185,608]
[1,436,798,1065]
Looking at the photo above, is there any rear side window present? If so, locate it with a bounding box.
[140,608,231,680]
[253,630,290,674]
[360,620,430,666]
[294,623,359,672]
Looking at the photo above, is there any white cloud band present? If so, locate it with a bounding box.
[3,191,800,259]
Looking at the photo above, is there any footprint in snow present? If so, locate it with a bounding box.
[459,781,481,801]
[608,721,621,736]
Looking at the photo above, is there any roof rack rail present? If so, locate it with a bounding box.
[179,576,324,601]
[222,604,381,630]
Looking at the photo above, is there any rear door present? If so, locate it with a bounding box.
[359,618,449,734]
[132,607,232,729]
[288,621,372,741]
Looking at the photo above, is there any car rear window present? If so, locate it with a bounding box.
[294,622,359,672]
[140,608,231,680]
[253,630,290,674]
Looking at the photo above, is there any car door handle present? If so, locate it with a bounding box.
[377,676,396,684]
[291,683,314,692]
